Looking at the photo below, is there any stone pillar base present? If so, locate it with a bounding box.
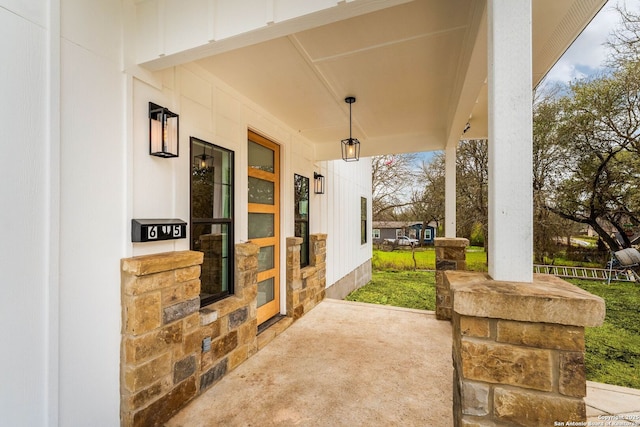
[447,271,605,426]
[434,238,469,320]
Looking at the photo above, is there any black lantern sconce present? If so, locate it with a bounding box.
[149,102,179,158]
[341,96,360,162]
[194,144,214,169]
[314,172,325,194]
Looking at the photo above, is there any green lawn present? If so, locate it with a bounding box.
[346,250,640,389]
[372,247,487,271]
[345,270,436,310]
[567,279,640,389]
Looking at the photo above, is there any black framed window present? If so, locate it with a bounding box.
[361,197,367,245]
[190,137,234,306]
[294,174,310,267]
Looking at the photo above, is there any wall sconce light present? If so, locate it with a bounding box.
[341,96,360,162]
[314,172,325,194]
[149,102,179,158]
[194,145,214,169]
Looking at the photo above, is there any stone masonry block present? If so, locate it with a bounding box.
[286,236,303,247]
[199,307,218,326]
[163,298,200,324]
[126,379,168,411]
[175,265,201,283]
[132,376,197,427]
[124,352,172,392]
[436,270,445,287]
[228,345,249,371]
[237,254,258,271]
[559,351,586,397]
[235,242,260,257]
[173,355,197,384]
[228,306,248,330]
[493,387,585,426]
[434,237,469,248]
[124,271,175,296]
[237,318,257,345]
[445,247,467,261]
[448,271,605,327]
[436,260,458,271]
[460,316,491,338]
[436,307,452,320]
[497,320,584,351]
[125,323,183,364]
[460,419,497,427]
[126,292,162,335]
[200,358,228,391]
[461,339,553,392]
[211,331,238,360]
[122,251,203,277]
[206,296,244,318]
[461,381,490,416]
[182,279,200,299]
[183,312,200,332]
[162,284,183,307]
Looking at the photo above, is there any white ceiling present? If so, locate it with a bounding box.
[192,0,606,160]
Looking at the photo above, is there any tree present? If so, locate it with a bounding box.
[538,63,640,251]
[455,139,488,247]
[607,3,640,68]
[532,89,576,261]
[371,153,418,220]
[410,140,488,246]
[409,153,445,229]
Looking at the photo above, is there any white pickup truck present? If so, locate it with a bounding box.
[385,236,419,246]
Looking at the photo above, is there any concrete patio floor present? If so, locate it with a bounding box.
[166,299,453,426]
[166,299,640,426]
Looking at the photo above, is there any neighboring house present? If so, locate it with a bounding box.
[373,221,437,245]
[3,1,604,425]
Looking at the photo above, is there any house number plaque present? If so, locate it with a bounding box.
[131,219,187,242]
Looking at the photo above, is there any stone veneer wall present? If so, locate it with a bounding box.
[285,234,327,320]
[120,235,329,426]
[435,237,469,320]
[446,271,605,426]
[120,244,259,427]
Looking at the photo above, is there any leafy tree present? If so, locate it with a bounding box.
[409,153,445,229]
[410,140,488,246]
[539,63,640,251]
[455,139,488,247]
[371,153,418,220]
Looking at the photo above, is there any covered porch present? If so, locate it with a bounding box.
[165,299,639,426]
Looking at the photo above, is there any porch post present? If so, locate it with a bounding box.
[487,0,533,282]
[445,142,457,238]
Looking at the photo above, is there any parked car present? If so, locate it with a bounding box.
[385,236,419,246]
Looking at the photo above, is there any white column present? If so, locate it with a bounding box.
[487,0,533,282]
[445,142,457,238]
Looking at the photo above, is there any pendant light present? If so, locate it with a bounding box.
[341,96,360,162]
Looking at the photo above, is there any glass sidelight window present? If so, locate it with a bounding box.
[190,137,234,306]
[361,197,367,245]
[294,174,310,267]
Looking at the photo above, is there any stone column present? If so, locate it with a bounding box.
[285,234,327,320]
[120,245,260,427]
[435,237,469,320]
[447,271,605,426]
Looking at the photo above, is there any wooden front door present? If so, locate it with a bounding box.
[247,131,280,325]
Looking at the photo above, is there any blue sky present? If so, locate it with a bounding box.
[543,0,621,85]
